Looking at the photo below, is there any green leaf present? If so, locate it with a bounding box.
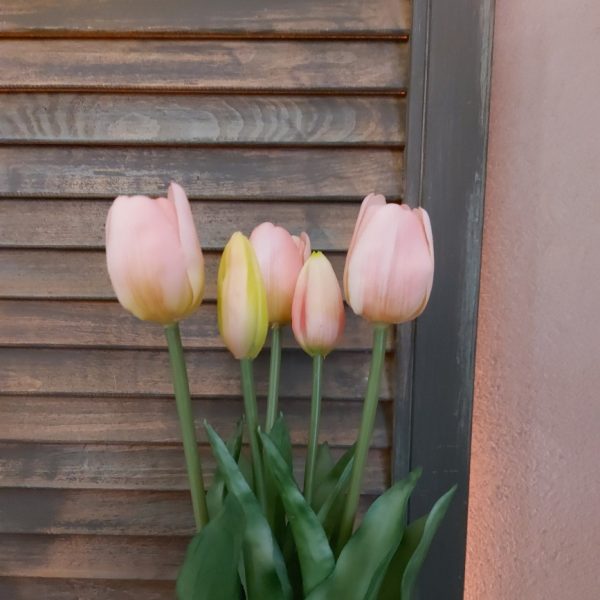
[261,431,335,596]
[205,423,292,600]
[264,414,294,544]
[378,485,456,600]
[269,414,293,469]
[176,494,244,600]
[312,443,335,495]
[207,418,244,519]
[312,444,355,512]
[316,457,353,543]
[307,470,421,600]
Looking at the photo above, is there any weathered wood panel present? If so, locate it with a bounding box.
[0,147,403,200]
[0,300,389,350]
[0,347,393,400]
[0,0,410,592]
[0,200,362,250]
[0,40,408,92]
[0,489,376,536]
[0,443,388,493]
[0,94,405,145]
[0,578,174,600]
[0,250,348,300]
[0,396,392,447]
[0,534,185,579]
[0,0,410,37]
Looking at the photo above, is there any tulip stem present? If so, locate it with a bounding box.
[240,358,267,510]
[337,324,388,551]
[265,324,281,432]
[304,353,324,504]
[165,323,208,531]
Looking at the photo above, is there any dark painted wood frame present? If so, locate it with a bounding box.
[392,1,495,598]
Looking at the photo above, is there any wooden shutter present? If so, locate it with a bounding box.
[0,1,410,596]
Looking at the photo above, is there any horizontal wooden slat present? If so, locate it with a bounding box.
[0,300,389,351]
[0,250,349,300]
[0,348,393,400]
[0,489,376,536]
[0,396,392,448]
[0,443,389,493]
[0,0,410,37]
[0,147,403,199]
[0,94,405,145]
[0,200,361,250]
[0,40,408,92]
[0,577,174,600]
[0,534,185,579]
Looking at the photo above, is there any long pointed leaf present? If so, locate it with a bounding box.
[316,457,353,543]
[261,431,335,596]
[176,494,244,600]
[312,444,355,512]
[312,443,335,496]
[378,485,456,600]
[205,423,292,600]
[264,414,293,544]
[207,418,244,519]
[307,470,421,600]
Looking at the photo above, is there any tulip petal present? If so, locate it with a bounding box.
[292,252,345,356]
[343,193,386,297]
[106,194,194,324]
[250,222,304,324]
[168,182,205,306]
[345,202,434,324]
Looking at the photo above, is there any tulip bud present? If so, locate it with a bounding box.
[292,232,311,262]
[250,223,310,325]
[292,252,345,357]
[218,232,269,359]
[105,182,204,325]
[344,194,434,324]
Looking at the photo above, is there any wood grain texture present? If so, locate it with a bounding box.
[0,300,391,351]
[0,347,394,400]
[0,200,363,250]
[0,489,376,536]
[0,40,408,92]
[0,578,175,600]
[0,534,186,579]
[0,147,403,200]
[0,0,410,37]
[0,93,405,145]
[0,443,389,493]
[0,395,392,448]
[0,250,349,300]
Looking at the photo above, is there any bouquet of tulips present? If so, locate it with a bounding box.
[105,183,455,600]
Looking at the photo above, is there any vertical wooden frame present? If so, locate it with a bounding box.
[394,1,495,598]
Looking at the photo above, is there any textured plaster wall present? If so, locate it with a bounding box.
[464,1,600,598]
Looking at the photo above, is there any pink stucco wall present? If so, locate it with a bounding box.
[464,1,600,598]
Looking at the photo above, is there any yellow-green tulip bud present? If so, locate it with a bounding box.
[218,232,268,359]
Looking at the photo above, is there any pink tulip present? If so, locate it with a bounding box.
[292,252,345,357]
[106,182,204,325]
[344,194,434,324]
[250,223,310,325]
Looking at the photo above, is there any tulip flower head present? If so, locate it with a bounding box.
[105,182,204,325]
[218,232,269,359]
[250,223,310,325]
[344,194,434,324]
[292,252,345,357]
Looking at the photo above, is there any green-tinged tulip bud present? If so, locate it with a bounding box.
[218,232,269,359]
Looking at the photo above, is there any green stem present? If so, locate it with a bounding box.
[240,358,266,510]
[304,353,324,504]
[337,325,388,551]
[265,324,281,432]
[165,323,208,531]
